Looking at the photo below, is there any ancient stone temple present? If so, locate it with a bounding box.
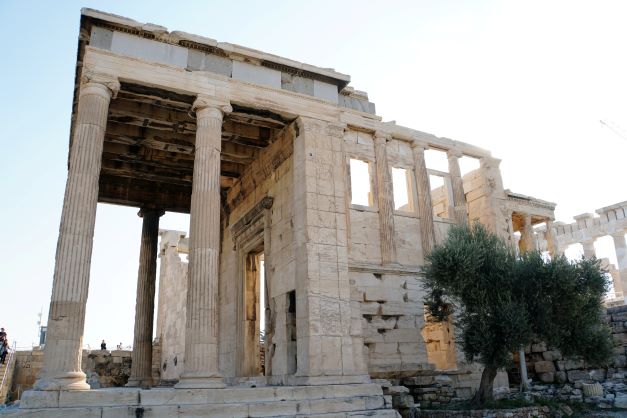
[12,8,573,417]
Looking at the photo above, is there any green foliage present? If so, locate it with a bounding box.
[516,252,613,366]
[424,222,613,372]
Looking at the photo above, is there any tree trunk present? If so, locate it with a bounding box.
[472,365,498,406]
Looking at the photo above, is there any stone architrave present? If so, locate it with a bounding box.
[411,143,435,256]
[34,73,120,391]
[611,232,627,293]
[176,95,231,389]
[373,132,396,265]
[447,149,468,225]
[127,208,164,388]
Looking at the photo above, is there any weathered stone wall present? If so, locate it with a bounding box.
[509,305,627,387]
[155,230,188,383]
[10,349,133,401]
[355,271,429,377]
[416,406,551,418]
[421,315,457,370]
[219,123,295,380]
[345,131,431,378]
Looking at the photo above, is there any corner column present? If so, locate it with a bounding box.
[34,74,119,391]
[176,95,231,389]
[411,143,435,256]
[127,208,164,388]
[374,132,396,264]
[447,149,468,225]
[611,232,627,293]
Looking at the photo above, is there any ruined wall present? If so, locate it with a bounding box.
[10,349,133,401]
[155,230,188,383]
[344,131,433,378]
[463,160,512,244]
[509,305,627,386]
[421,314,457,370]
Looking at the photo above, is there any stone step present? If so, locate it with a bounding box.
[10,383,400,417]
[21,383,386,408]
[1,405,400,418]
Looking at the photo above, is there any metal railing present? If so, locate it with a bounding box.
[0,341,17,402]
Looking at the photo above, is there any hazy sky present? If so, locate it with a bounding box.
[1,1,626,349]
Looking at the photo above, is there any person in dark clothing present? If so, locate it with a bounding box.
[101,340,107,350]
[0,340,8,364]
[0,328,6,342]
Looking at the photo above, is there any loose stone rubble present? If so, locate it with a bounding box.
[4,7,626,417]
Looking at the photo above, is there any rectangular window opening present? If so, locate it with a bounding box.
[392,167,413,212]
[349,158,372,206]
[425,149,449,172]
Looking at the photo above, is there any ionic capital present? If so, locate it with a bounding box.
[611,231,627,242]
[138,208,166,218]
[192,95,232,118]
[325,122,346,138]
[374,130,392,143]
[480,156,501,169]
[80,71,120,98]
[447,147,463,159]
[410,140,427,152]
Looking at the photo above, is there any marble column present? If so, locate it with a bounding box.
[611,232,627,294]
[176,95,231,389]
[127,208,164,388]
[374,132,396,264]
[519,213,535,253]
[34,74,119,391]
[411,143,436,257]
[447,149,468,225]
[582,239,596,259]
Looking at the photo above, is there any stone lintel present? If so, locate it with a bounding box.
[230,196,274,247]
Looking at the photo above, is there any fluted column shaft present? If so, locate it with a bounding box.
[374,134,396,264]
[35,77,119,391]
[127,209,163,387]
[447,150,467,225]
[612,232,627,294]
[176,96,231,389]
[412,144,436,257]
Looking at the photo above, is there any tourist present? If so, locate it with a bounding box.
[101,340,107,350]
[0,339,8,364]
[117,342,123,350]
[0,327,6,342]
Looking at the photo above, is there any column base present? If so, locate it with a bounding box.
[125,377,153,388]
[175,373,226,389]
[33,371,90,391]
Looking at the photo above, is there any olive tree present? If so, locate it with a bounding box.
[423,223,613,406]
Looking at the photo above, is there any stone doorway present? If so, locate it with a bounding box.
[241,250,265,377]
[236,228,268,378]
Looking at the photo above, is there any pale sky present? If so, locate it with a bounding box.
[1,1,626,350]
